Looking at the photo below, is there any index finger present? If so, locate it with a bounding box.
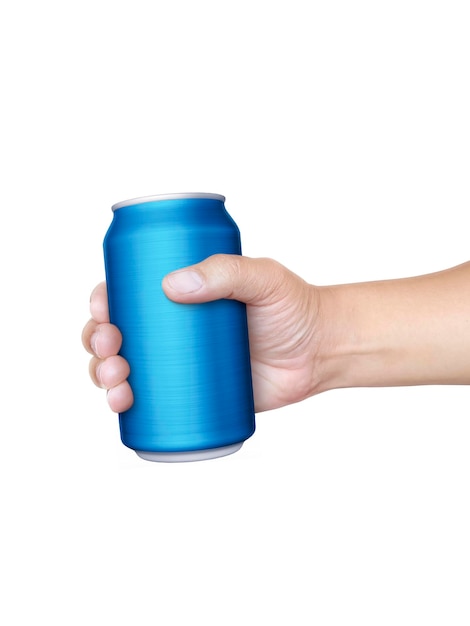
[90,281,110,323]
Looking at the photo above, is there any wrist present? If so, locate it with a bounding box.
[312,283,391,393]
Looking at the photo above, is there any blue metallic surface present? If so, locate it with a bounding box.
[103,194,255,455]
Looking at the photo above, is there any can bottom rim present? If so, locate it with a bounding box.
[134,442,243,463]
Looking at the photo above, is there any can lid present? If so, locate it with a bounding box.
[112,192,226,211]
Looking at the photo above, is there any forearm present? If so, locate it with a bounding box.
[315,261,470,392]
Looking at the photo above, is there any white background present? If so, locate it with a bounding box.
[1,1,469,624]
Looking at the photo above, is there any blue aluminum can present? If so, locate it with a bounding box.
[103,193,255,462]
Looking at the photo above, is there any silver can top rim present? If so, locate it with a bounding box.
[112,192,226,211]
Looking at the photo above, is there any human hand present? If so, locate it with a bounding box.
[82,255,323,413]
[82,282,134,413]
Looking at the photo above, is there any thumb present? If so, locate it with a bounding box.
[162,254,287,305]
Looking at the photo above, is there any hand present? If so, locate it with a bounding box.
[82,282,134,412]
[82,255,323,413]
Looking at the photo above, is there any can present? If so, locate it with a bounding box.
[103,193,256,462]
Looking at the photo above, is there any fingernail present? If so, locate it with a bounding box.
[96,362,105,387]
[166,270,204,294]
[91,332,101,358]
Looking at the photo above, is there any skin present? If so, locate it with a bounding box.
[82,255,470,414]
